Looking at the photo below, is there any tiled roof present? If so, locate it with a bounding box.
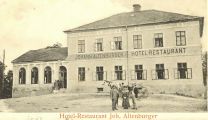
[12,47,68,63]
[64,10,201,32]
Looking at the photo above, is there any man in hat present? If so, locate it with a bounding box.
[129,85,137,109]
[110,85,118,111]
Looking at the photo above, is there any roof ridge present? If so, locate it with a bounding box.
[150,9,200,18]
[64,11,155,32]
[64,12,129,32]
[64,9,202,33]
[12,47,68,63]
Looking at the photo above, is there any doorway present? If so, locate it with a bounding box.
[59,66,67,89]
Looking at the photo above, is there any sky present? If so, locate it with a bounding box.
[0,0,207,71]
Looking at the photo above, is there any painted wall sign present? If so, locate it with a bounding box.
[131,47,186,57]
[72,47,188,60]
[75,51,127,60]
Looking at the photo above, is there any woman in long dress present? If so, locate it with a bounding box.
[122,87,130,109]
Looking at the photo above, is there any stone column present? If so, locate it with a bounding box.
[39,64,44,84]
[53,63,59,81]
[51,63,54,83]
[26,65,31,85]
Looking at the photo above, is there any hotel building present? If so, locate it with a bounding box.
[12,5,204,97]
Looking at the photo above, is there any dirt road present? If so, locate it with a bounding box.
[2,93,206,112]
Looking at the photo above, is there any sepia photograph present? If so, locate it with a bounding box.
[0,0,207,116]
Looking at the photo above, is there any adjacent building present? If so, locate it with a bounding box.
[12,4,204,97]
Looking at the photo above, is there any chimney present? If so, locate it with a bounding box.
[133,4,141,12]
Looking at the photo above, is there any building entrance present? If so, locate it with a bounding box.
[59,66,67,88]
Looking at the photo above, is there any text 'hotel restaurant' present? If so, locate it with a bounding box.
[12,4,204,98]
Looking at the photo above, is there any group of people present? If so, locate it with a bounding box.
[53,80,64,90]
[110,83,139,111]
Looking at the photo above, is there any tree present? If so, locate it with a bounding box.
[0,61,5,98]
[46,42,62,48]
[202,51,207,86]
[0,62,3,97]
[3,70,13,98]
[202,51,207,100]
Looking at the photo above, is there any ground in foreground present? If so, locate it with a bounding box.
[1,93,207,112]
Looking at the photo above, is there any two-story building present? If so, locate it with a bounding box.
[12,4,204,98]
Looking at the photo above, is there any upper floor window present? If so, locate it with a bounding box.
[133,35,142,49]
[154,33,163,47]
[78,67,85,81]
[19,68,26,84]
[44,66,52,84]
[31,67,38,84]
[111,37,122,50]
[78,40,85,53]
[95,38,103,52]
[176,31,186,46]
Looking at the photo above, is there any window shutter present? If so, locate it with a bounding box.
[111,41,115,50]
[115,71,117,80]
[103,71,106,81]
[78,74,80,81]
[174,69,179,79]
[122,71,126,80]
[165,69,169,79]
[139,40,142,49]
[131,70,135,80]
[151,70,156,80]
[187,69,192,79]
[119,41,122,50]
[143,70,147,80]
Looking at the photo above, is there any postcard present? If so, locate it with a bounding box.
[0,0,207,120]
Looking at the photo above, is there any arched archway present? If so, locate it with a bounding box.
[44,66,52,84]
[59,66,67,88]
[31,67,38,84]
[19,68,26,84]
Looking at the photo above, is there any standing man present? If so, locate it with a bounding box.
[129,85,137,110]
[133,84,139,98]
[110,85,118,111]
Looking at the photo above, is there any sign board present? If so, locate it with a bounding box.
[67,46,200,60]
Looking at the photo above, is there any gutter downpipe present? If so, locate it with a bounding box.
[125,26,129,86]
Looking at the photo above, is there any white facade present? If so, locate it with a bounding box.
[12,14,204,98]
[65,20,204,96]
[12,61,69,97]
